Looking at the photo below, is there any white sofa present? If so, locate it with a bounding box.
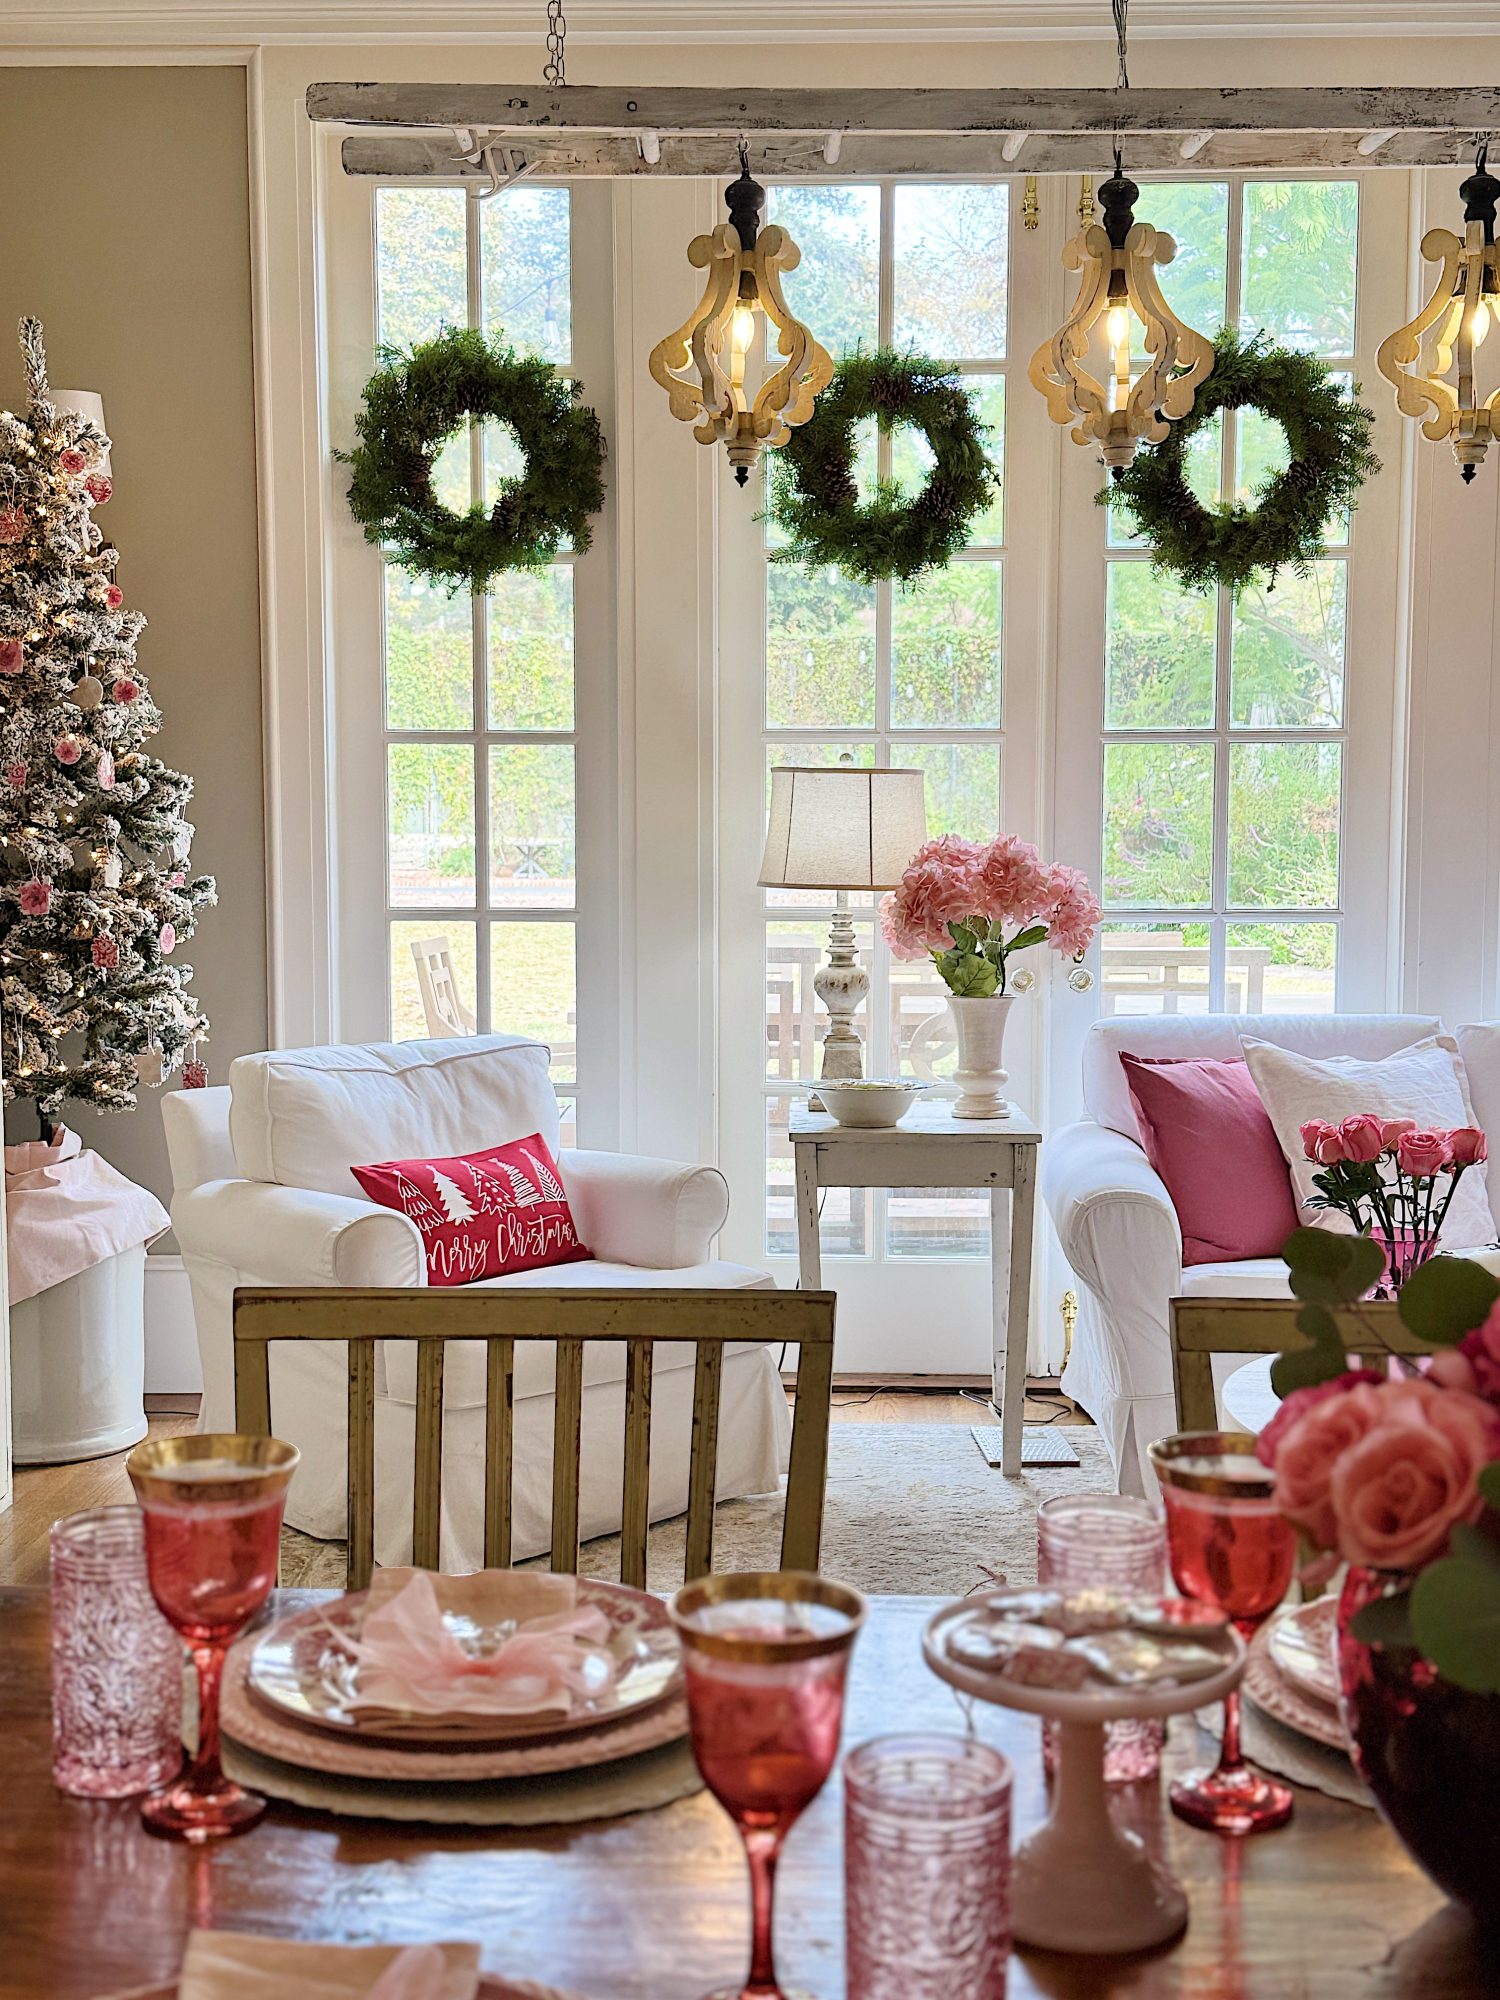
[163,1035,791,1569]
[1042,1013,1500,1496]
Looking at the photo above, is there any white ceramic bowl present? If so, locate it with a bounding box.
[815,1080,927,1129]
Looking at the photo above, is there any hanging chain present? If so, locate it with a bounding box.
[544,0,566,87]
[1112,0,1130,89]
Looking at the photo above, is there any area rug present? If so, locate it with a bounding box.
[279,1422,1115,1595]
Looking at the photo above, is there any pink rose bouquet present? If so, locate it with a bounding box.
[1299,1113,1487,1294]
[1258,1229,1500,1692]
[880,834,1100,998]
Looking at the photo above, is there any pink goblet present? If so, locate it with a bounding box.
[670,1571,865,2000]
[127,1432,299,1842]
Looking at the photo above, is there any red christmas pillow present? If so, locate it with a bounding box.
[351,1134,593,1287]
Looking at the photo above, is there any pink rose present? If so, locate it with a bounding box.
[1396,1128,1452,1177]
[103,584,123,610]
[1302,1121,1349,1166]
[111,677,140,704]
[0,638,22,674]
[1043,864,1102,958]
[1339,1114,1386,1164]
[17,878,51,917]
[880,836,984,958]
[1447,1127,1488,1168]
[1380,1118,1416,1152]
[1428,1349,1481,1398]
[974,834,1048,926]
[1457,1301,1500,1401]
[1328,1378,1500,1571]
[54,736,80,766]
[59,447,86,474]
[1264,1377,1386,1549]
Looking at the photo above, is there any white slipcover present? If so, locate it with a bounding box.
[1044,1013,1454,1495]
[165,1038,790,1569]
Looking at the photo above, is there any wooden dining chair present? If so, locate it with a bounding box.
[232,1285,837,1591]
[1168,1296,1436,1431]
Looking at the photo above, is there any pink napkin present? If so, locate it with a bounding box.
[176,1930,481,1999]
[340,1568,618,1723]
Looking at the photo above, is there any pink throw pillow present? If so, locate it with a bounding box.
[1120,1053,1299,1267]
[352,1134,593,1286]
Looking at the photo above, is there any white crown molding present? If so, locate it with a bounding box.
[4,0,1500,52]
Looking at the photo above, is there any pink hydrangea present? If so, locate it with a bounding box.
[1043,864,1102,958]
[879,835,984,959]
[974,835,1049,925]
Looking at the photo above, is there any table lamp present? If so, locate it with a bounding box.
[759,759,927,1089]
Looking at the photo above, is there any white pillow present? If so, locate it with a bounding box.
[1240,1033,1496,1251]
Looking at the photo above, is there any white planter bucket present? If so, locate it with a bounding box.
[10,1243,148,1463]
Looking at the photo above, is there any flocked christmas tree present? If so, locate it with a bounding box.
[0,318,215,1133]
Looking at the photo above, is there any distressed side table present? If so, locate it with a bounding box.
[789,1099,1042,1474]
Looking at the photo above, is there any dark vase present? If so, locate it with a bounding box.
[1337,1566,1500,1928]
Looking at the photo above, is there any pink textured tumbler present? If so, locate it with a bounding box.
[50,1505,184,1799]
[845,1733,1012,2000]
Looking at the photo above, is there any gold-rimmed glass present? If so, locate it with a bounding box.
[670,1571,865,2000]
[127,1433,299,1843]
[1149,1430,1296,1835]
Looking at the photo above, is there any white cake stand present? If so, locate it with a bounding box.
[923,1592,1247,1956]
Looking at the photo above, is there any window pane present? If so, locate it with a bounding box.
[1134,182,1229,344]
[1102,742,1215,908]
[1227,922,1337,1014]
[893,184,1008,359]
[388,744,475,907]
[892,740,1001,842]
[764,417,877,554]
[767,185,880,355]
[1227,742,1341,908]
[893,961,959,1076]
[390,920,476,1041]
[766,566,876,728]
[490,743,575,909]
[1231,563,1346,729]
[1108,410,1222,547]
[1106,563,1216,729]
[481,186,571,365]
[763,743,876,909]
[889,375,1004,546]
[886,1186,988,1260]
[1099,920,1212,1017]
[767,1095,867,1257]
[1236,383,1351,541]
[432,429,471,514]
[765,919,872,1083]
[488,567,574,730]
[490,921,576,1082]
[1240,181,1358,355]
[385,566,473,731]
[891,564,1002,730]
[377,188,466,352]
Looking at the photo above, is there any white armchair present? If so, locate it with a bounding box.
[164,1036,790,1569]
[1042,1012,1447,1495]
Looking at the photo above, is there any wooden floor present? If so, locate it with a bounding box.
[0,1383,1083,1587]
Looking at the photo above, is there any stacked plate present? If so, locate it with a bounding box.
[220,1578,689,1804]
[1245,1597,1352,1755]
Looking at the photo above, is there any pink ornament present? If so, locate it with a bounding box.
[85,474,112,506]
[182,1059,209,1090]
[5,761,27,790]
[18,878,51,916]
[158,922,176,955]
[111,678,140,704]
[54,736,81,766]
[168,870,185,888]
[91,935,119,972]
[0,507,26,543]
[59,447,87,474]
[103,585,123,610]
[97,752,114,790]
[0,638,24,674]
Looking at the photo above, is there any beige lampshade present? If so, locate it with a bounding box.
[759,765,927,890]
[49,389,110,472]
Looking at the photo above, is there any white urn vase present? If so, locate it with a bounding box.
[910,992,1015,1120]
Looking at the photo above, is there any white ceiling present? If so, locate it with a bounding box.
[3,0,1497,50]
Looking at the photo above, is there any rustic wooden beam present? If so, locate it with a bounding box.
[341,127,1485,182]
[309,82,1500,138]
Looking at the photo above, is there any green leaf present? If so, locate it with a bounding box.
[947,923,978,954]
[1410,1555,1500,1693]
[1282,1226,1385,1306]
[1478,1461,1500,1513]
[1348,1587,1417,1651]
[1006,924,1048,952]
[943,953,999,999]
[1295,1302,1341,1343]
[1398,1257,1500,1347]
[1270,1337,1348,1399]
[1449,1520,1500,1574]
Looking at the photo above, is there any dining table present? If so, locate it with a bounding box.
[2,1584,1497,2000]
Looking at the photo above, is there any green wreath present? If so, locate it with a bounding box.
[343,327,606,592]
[765,350,1000,586]
[1106,330,1379,594]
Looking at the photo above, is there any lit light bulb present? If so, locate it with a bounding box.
[1106,303,1131,351]
[730,302,757,355]
[1470,302,1491,348]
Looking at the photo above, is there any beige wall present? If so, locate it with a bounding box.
[0,66,265,1212]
